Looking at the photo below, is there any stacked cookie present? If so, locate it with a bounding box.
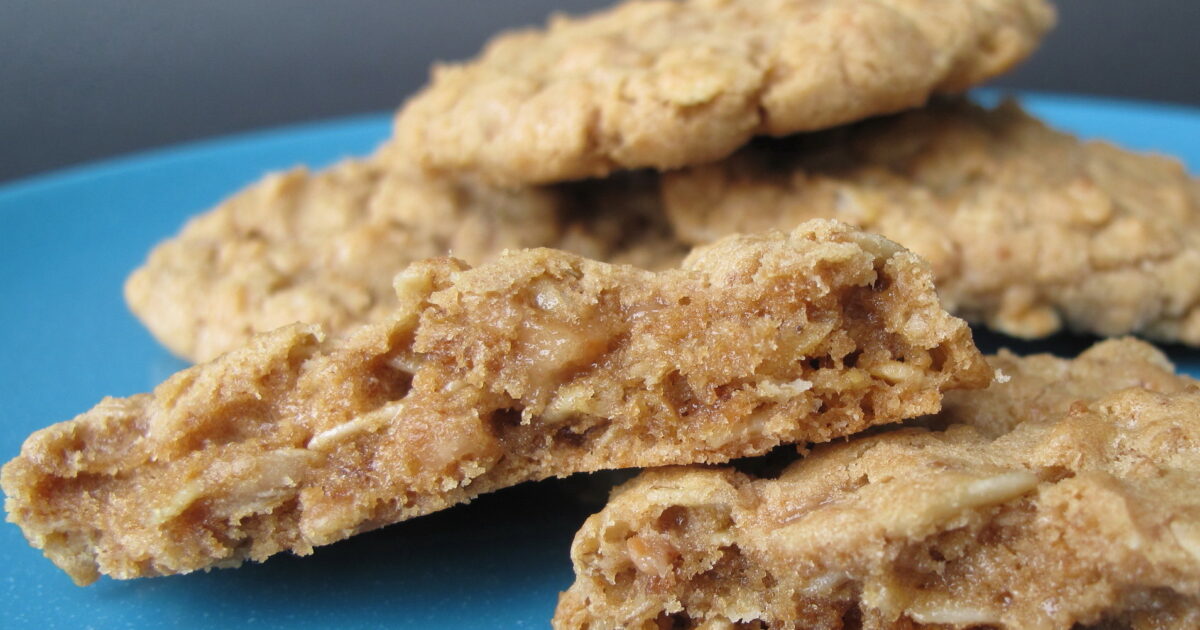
[5,1,1200,628]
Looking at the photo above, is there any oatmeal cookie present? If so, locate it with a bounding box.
[555,338,1200,630]
[4,221,987,585]
[391,0,1054,185]
[664,98,1200,344]
[125,156,682,362]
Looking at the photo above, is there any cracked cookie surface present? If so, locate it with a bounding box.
[391,0,1054,185]
[125,156,683,362]
[555,338,1200,630]
[5,221,988,585]
[664,98,1200,344]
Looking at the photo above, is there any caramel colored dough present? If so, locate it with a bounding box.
[392,0,1054,185]
[664,99,1200,344]
[555,338,1200,630]
[4,221,988,585]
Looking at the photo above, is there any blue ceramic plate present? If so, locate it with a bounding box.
[1,92,1198,629]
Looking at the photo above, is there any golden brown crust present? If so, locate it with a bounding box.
[125,156,683,362]
[391,0,1055,185]
[663,98,1200,344]
[5,221,988,585]
[554,338,1200,630]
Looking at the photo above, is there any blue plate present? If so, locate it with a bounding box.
[1,93,1199,629]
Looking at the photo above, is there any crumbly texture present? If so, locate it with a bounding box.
[4,221,989,585]
[125,155,683,362]
[555,338,1200,630]
[391,0,1054,185]
[663,98,1200,344]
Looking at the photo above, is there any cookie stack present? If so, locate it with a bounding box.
[5,1,1200,628]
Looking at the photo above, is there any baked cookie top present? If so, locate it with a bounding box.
[663,98,1200,344]
[556,338,1200,629]
[125,155,683,362]
[392,0,1055,185]
[5,221,987,585]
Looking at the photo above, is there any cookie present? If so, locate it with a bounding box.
[391,0,1055,185]
[555,338,1200,630]
[125,156,683,362]
[664,98,1200,344]
[4,221,988,584]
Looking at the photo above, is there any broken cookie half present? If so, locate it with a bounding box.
[555,338,1200,630]
[3,220,987,585]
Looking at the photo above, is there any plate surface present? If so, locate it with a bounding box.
[1,93,1198,629]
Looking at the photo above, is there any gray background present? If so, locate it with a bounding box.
[2,0,1198,183]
